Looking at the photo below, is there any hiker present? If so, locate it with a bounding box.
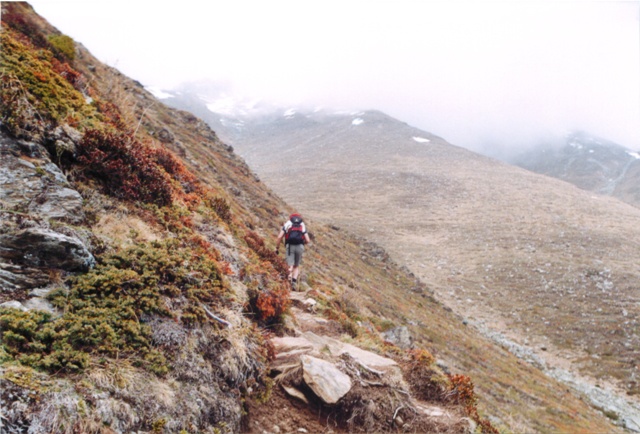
[275,213,311,288]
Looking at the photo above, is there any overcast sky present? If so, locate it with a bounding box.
[27,0,640,153]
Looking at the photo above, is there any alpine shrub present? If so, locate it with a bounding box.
[77,128,174,206]
[48,34,75,61]
[0,240,227,374]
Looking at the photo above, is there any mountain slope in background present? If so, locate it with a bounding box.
[3,3,623,434]
[163,88,640,430]
[509,131,640,208]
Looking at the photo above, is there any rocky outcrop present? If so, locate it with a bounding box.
[0,131,84,224]
[269,313,465,433]
[0,129,94,297]
[0,227,94,271]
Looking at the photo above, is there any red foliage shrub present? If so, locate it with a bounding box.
[209,196,232,223]
[446,374,499,434]
[401,348,446,402]
[151,147,202,196]
[244,230,288,279]
[241,230,291,327]
[76,128,174,206]
[51,58,85,92]
[446,374,477,409]
[94,99,125,128]
[1,6,49,49]
[255,285,290,323]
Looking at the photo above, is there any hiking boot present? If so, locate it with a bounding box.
[291,278,298,291]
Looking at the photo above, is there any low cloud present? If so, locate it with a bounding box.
[30,0,640,152]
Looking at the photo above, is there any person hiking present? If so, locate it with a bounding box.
[275,213,311,289]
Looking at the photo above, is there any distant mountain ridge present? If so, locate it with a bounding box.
[155,84,640,209]
[510,131,640,207]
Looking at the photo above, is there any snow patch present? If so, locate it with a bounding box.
[220,118,244,129]
[206,97,240,115]
[627,151,640,159]
[284,108,296,118]
[569,140,583,150]
[412,136,430,143]
[352,118,364,126]
[146,86,174,99]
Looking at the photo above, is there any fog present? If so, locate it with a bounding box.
[27,0,640,154]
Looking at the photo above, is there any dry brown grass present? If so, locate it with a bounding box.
[93,211,161,246]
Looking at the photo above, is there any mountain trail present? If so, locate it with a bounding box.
[246,287,472,434]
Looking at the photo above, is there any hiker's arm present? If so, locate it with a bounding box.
[275,229,285,252]
[304,233,312,246]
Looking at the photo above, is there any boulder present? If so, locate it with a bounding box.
[301,355,352,404]
[0,262,51,291]
[382,326,414,349]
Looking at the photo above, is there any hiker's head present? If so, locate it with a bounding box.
[290,213,301,220]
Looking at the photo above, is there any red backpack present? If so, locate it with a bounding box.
[285,214,305,245]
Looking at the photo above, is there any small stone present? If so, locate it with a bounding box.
[282,385,309,404]
[273,425,281,433]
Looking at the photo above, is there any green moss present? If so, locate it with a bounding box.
[48,34,75,61]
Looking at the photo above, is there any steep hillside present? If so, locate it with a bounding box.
[510,131,640,207]
[162,97,640,431]
[0,3,513,434]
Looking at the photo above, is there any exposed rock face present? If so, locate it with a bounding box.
[0,131,84,224]
[0,129,94,295]
[271,331,399,373]
[0,227,94,271]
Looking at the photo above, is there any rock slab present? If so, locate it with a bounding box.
[301,355,352,404]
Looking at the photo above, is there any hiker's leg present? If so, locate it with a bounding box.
[292,266,300,280]
[285,245,295,280]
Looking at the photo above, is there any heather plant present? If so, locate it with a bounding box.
[1,4,50,48]
[446,374,499,434]
[241,260,290,327]
[243,230,288,279]
[209,195,232,223]
[240,230,292,326]
[76,128,175,206]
